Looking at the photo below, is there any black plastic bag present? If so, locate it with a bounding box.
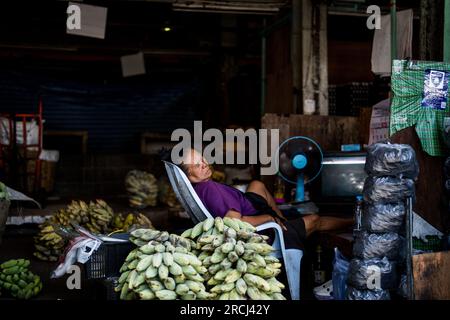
[353,231,402,260]
[365,143,419,179]
[346,286,391,300]
[362,202,405,233]
[444,156,450,179]
[363,176,415,203]
[347,257,397,290]
[445,179,450,192]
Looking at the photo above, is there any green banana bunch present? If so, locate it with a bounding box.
[129,229,194,250]
[182,217,286,300]
[181,217,259,241]
[115,229,211,300]
[0,181,9,200]
[0,259,43,300]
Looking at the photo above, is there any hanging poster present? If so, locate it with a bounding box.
[421,69,449,110]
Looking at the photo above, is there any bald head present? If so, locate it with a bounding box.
[180,148,212,183]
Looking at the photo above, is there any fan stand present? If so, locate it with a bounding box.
[295,173,305,202]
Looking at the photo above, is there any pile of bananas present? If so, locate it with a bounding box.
[112,213,154,232]
[125,170,158,208]
[43,200,114,234]
[85,199,115,234]
[182,217,286,300]
[116,229,211,300]
[33,224,64,262]
[33,199,114,261]
[0,259,43,299]
[157,177,180,208]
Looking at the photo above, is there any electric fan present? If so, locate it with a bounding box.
[277,136,323,203]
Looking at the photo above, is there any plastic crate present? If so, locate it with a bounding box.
[85,242,135,280]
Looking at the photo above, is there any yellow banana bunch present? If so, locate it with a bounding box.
[125,170,158,209]
[87,199,114,234]
[33,221,66,262]
[34,199,116,262]
[111,213,155,233]
[157,178,181,208]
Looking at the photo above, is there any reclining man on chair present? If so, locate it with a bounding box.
[178,148,353,250]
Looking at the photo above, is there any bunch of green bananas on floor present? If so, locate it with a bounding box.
[182,217,286,300]
[33,224,65,262]
[115,229,211,300]
[112,213,155,232]
[125,170,158,208]
[0,259,43,299]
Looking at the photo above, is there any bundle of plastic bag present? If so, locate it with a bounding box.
[362,202,405,233]
[51,236,101,279]
[347,257,397,290]
[445,180,450,195]
[332,248,350,300]
[353,231,402,260]
[365,143,419,179]
[346,286,391,300]
[363,176,415,203]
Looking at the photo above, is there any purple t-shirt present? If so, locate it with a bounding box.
[193,180,258,218]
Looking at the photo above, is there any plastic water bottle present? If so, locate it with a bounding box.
[354,195,363,231]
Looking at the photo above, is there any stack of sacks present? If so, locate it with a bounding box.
[347,142,418,300]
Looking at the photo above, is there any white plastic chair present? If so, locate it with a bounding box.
[163,161,303,300]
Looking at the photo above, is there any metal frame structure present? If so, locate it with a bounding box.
[406,196,414,300]
[0,100,43,195]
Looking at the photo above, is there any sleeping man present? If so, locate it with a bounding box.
[178,148,353,250]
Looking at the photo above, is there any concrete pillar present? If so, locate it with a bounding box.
[318,2,329,116]
[420,0,445,61]
[297,0,328,115]
[292,0,303,114]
